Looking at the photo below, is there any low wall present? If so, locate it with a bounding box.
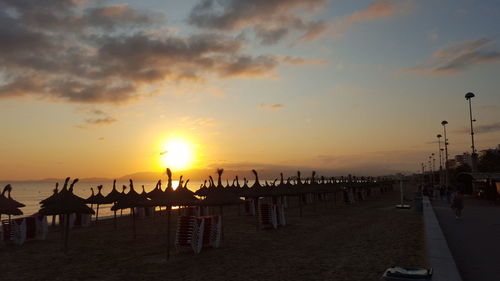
[422,196,462,281]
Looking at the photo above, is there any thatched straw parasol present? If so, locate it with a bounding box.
[200,169,243,207]
[151,168,188,260]
[173,179,198,207]
[199,169,243,238]
[39,178,94,252]
[87,185,105,223]
[194,180,209,197]
[5,185,25,208]
[111,179,150,239]
[102,180,122,228]
[0,185,23,219]
[40,178,69,206]
[119,184,127,217]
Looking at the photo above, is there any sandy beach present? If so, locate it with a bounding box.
[1,188,425,281]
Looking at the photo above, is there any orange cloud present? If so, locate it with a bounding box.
[260,103,284,110]
[333,0,412,35]
[188,0,328,45]
[403,38,500,75]
[0,1,321,104]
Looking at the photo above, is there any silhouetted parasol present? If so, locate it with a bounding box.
[102,180,122,228]
[5,185,25,208]
[40,178,69,206]
[150,168,177,260]
[111,179,151,239]
[172,179,198,207]
[87,185,106,223]
[39,178,94,252]
[1,185,23,218]
[103,180,122,204]
[200,169,243,207]
[147,180,163,200]
[139,185,148,200]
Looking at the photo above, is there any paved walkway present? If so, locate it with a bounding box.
[432,197,500,281]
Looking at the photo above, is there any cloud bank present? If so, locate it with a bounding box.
[454,122,500,134]
[187,0,328,44]
[260,103,284,110]
[405,38,500,75]
[0,0,318,104]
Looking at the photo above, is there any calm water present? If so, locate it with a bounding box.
[1,180,207,220]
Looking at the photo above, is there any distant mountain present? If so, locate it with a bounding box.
[118,172,164,181]
[116,166,401,182]
[1,164,403,182]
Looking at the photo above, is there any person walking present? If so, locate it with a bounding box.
[451,191,464,219]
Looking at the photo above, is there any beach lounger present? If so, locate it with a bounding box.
[184,206,201,217]
[24,214,48,241]
[259,203,278,229]
[245,199,256,215]
[175,215,204,254]
[276,204,286,226]
[199,215,222,248]
[382,266,432,280]
[11,218,27,245]
[59,213,91,228]
[1,218,27,245]
[134,207,155,218]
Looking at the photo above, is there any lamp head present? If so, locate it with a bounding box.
[465,92,475,100]
[441,120,448,126]
[437,134,442,138]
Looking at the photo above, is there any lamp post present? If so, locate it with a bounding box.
[441,120,449,188]
[432,153,436,184]
[429,155,434,188]
[465,92,477,172]
[437,134,443,185]
[421,162,425,191]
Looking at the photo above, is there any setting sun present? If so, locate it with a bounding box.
[159,138,193,171]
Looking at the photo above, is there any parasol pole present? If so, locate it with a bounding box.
[96,204,100,224]
[219,205,224,239]
[299,194,303,217]
[64,213,70,253]
[167,206,171,261]
[132,207,136,239]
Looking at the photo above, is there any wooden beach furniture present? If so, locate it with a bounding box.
[59,213,91,228]
[183,206,209,217]
[259,203,278,229]
[134,206,155,218]
[23,214,48,241]
[1,217,27,245]
[276,204,286,226]
[175,215,204,254]
[244,198,256,215]
[199,215,222,248]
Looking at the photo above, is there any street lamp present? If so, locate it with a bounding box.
[429,155,434,188]
[421,162,425,190]
[465,92,477,172]
[441,120,449,188]
[431,153,436,185]
[436,134,443,185]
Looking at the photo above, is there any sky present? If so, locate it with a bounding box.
[1,0,499,180]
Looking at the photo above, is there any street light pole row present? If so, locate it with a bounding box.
[428,92,477,191]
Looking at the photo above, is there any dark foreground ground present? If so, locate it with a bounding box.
[1,190,425,281]
[433,197,500,281]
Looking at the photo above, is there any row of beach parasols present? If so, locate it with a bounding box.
[3,168,391,256]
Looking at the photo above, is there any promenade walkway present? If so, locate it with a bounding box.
[432,197,500,281]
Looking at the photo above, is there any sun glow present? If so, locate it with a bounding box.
[159,138,193,171]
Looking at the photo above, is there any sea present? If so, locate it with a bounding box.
[0,180,209,220]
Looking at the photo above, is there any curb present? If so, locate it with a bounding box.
[422,196,462,281]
